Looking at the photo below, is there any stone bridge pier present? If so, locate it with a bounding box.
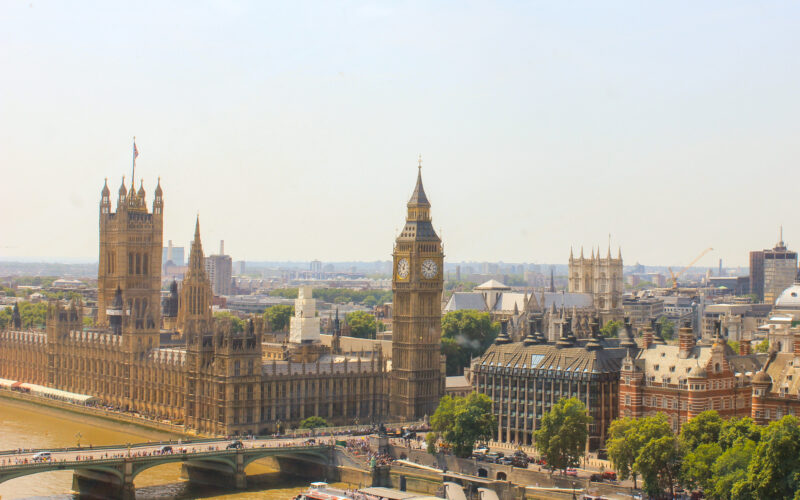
[71,464,132,500]
[180,453,247,490]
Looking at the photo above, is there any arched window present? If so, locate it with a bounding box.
[715,363,721,373]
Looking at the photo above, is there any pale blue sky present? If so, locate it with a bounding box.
[1,1,799,266]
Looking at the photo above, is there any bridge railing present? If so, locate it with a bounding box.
[0,421,423,457]
[0,444,333,471]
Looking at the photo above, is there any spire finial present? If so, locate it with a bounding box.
[131,136,138,183]
[418,154,422,171]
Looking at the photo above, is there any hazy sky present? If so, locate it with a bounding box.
[2,1,799,266]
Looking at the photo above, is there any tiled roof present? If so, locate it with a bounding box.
[444,293,488,312]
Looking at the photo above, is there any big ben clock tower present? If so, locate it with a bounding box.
[390,159,445,420]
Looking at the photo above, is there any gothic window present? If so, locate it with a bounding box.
[129,253,134,274]
[143,254,149,274]
[135,253,141,274]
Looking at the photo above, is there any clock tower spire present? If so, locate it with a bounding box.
[390,160,445,420]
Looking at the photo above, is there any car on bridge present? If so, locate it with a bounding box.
[32,452,51,462]
[159,445,173,454]
[226,440,244,450]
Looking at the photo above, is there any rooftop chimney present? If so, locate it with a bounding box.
[740,339,751,356]
[678,324,695,359]
[642,326,654,349]
[220,240,225,255]
[794,332,800,364]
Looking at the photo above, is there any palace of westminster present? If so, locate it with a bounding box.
[3,160,800,447]
[0,166,446,436]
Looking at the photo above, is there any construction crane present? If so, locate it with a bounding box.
[669,247,714,289]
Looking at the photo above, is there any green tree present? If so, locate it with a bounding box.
[755,338,770,353]
[299,416,329,429]
[440,310,499,375]
[346,311,377,339]
[607,418,641,488]
[18,302,47,328]
[0,307,11,329]
[679,410,723,450]
[82,316,95,328]
[712,438,756,500]
[728,340,740,353]
[213,311,246,333]
[600,320,623,338]
[681,442,722,492]
[430,393,495,458]
[263,305,294,332]
[636,434,682,498]
[534,398,593,474]
[718,417,761,450]
[745,415,800,499]
[425,432,438,454]
[656,316,675,340]
[607,413,673,490]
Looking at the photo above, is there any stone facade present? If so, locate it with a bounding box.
[390,166,446,420]
[2,173,446,436]
[568,247,623,313]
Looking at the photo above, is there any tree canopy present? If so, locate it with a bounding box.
[263,305,294,332]
[605,411,800,499]
[213,311,246,333]
[600,320,623,338]
[299,416,329,429]
[346,311,377,339]
[0,301,48,329]
[534,397,592,473]
[607,413,674,491]
[656,316,675,340]
[430,393,495,458]
[440,310,499,375]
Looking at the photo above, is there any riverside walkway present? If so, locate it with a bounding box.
[0,435,335,499]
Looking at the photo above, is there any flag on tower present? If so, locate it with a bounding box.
[134,141,139,159]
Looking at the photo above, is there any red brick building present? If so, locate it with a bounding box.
[619,325,763,432]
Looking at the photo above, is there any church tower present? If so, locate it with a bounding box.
[97,175,163,350]
[390,161,445,420]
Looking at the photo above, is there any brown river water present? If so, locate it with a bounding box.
[0,399,349,500]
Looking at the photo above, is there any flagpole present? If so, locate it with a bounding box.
[131,136,136,184]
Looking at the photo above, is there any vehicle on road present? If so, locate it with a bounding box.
[226,440,244,450]
[32,452,51,461]
[565,468,578,477]
[159,445,173,454]
[602,471,617,481]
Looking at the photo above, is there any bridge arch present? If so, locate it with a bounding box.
[0,463,123,485]
[241,448,329,469]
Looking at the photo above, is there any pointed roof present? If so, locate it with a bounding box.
[475,279,510,290]
[407,166,430,206]
[188,216,206,274]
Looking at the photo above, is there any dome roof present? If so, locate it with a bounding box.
[753,370,771,384]
[689,365,707,378]
[775,283,800,308]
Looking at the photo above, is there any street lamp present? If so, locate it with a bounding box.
[75,432,82,448]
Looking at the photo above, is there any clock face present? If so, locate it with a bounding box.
[397,258,410,279]
[422,259,438,279]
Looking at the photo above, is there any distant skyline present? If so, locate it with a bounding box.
[2,2,799,266]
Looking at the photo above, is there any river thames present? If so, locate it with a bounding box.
[0,399,345,499]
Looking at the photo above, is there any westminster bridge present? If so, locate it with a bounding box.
[0,436,339,499]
